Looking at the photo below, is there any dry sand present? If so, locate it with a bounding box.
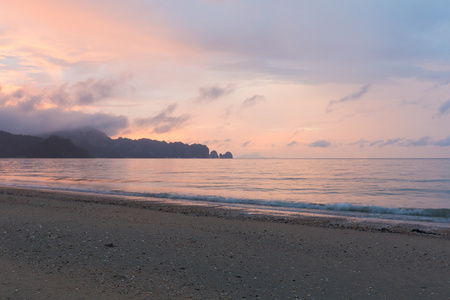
[0,187,449,299]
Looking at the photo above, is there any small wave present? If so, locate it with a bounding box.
[108,190,450,219]
[3,183,449,220]
[53,177,138,184]
[320,203,450,218]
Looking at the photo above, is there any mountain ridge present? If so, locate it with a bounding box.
[0,128,232,159]
[48,127,211,158]
[0,131,90,158]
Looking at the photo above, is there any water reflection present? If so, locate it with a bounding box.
[1,158,449,211]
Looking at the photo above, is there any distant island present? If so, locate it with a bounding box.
[0,128,232,159]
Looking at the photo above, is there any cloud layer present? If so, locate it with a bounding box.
[0,78,126,109]
[0,106,128,136]
[350,136,450,148]
[1,1,450,157]
[0,78,130,135]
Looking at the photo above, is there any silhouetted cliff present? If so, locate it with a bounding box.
[49,127,211,158]
[219,151,233,159]
[22,136,90,158]
[209,150,219,158]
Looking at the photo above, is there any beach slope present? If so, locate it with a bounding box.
[1,187,449,299]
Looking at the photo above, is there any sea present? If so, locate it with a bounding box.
[1,158,449,228]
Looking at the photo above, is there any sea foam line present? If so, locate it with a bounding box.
[2,181,449,221]
[8,182,448,220]
[144,192,450,219]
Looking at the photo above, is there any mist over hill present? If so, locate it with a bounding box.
[49,127,211,158]
[22,136,90,158]
[0,131,89,158]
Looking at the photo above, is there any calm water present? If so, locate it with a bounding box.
[1,158,449,223]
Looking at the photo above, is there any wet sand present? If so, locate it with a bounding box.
[1,187,449,299]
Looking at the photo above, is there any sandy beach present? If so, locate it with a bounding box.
[1,187,449,299]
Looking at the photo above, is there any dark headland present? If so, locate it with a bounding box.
[0,128,232,159]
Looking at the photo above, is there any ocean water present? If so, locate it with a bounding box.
[1,158,449,225]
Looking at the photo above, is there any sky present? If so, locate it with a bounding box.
[1,0,450,158]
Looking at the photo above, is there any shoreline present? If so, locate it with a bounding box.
[1,186,449,239]
[1,186,450,299]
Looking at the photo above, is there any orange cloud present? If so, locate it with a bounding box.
[1,0,202,88]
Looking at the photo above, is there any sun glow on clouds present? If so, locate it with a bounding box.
[1,1,450,157]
